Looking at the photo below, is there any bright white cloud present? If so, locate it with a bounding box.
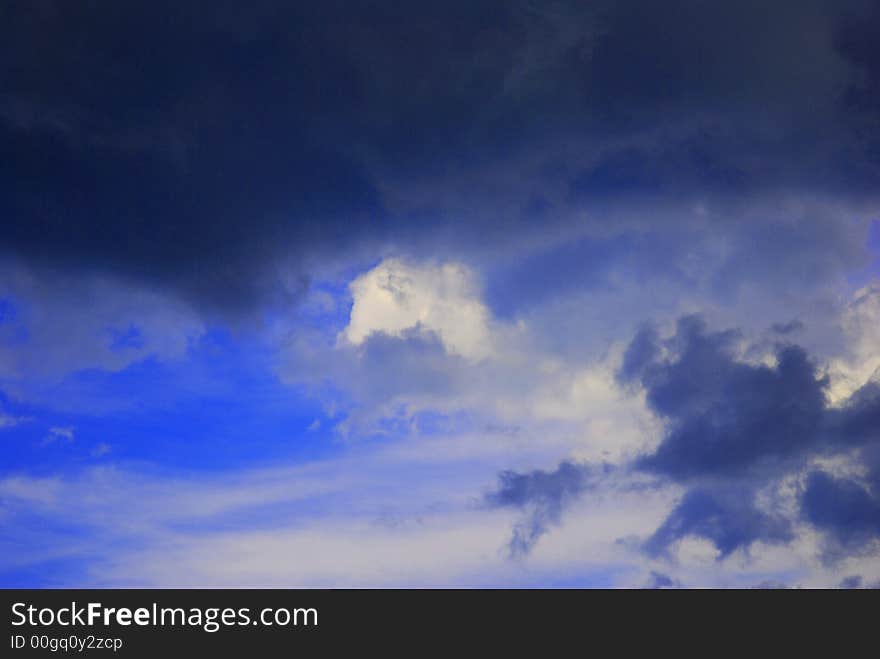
[283,258,658,456]
[828,283,880,404]
[342,258,494,361]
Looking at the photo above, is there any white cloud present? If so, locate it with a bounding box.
[0,441,523,586]
[43,426,75,444]
[827,283,880,404]
[342,258,494,361]
[528,343,662,462]
[275,257,663,472]
[3,443,866,587]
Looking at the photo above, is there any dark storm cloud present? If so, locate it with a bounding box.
[625,316,829,480]
[2,1,880,314]
[1,1,390,313]
[798,387,880,556]
[485,460,603,557]
[622,316,880,558]
[644,487,793,558]
[802,471,880,554]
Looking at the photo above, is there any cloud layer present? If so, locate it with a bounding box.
[2,1,880,587]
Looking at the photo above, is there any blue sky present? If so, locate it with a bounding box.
[2,1,880,588]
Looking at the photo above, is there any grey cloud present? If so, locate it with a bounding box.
[625,316,880,558]
[2,1,880,318]
[485,461,605,557]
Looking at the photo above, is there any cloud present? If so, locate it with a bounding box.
[280,258,660,461]
[485,461,602,557]
[0,440,698,587]
[1,1,879,319]
[0,438,580,586]
[489,306,880,563]
[771,320,805,336]
[838,575,863,589]
[621,314,880,559]
[0,409,28,430]
[43,426,75,444]
[91,443,112,458]
[646,571,681,589]
[802,471,880,556]
[827,284,880,403]
[0,264,204,387]
[644,487,794,559]
[3,1,880,589]
[1,403,876,587]
[342,259,493,361]
[627,316,829,481]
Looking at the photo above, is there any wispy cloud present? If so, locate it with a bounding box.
[0,410,29,430]
[42,426,75,444]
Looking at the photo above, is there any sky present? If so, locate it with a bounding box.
[1,0,880,588]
